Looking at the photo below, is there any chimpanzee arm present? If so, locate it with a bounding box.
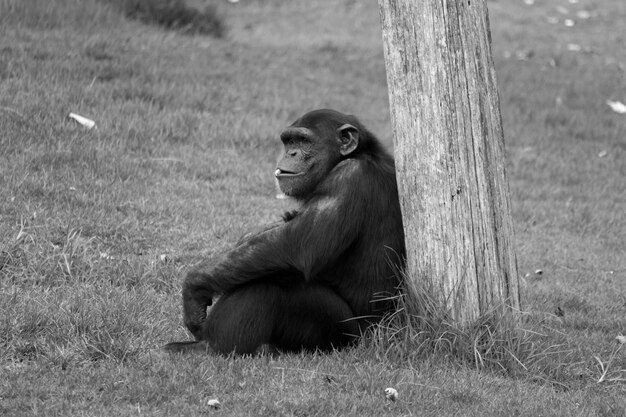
[185,195,361,291]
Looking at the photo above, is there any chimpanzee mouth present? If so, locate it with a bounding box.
[275,169,304,177]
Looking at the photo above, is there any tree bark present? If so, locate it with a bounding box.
[378,0,520,324]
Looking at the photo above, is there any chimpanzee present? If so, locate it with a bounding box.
[165,109,405,354]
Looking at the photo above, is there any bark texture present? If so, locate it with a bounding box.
[378,0,520,323]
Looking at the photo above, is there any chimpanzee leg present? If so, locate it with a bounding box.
[202,281,360,354]
[202,283,279,355]
[272,283,360,351]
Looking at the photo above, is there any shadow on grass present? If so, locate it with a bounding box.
[103,0,225,37]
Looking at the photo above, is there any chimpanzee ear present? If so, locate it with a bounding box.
[337,124,359,156]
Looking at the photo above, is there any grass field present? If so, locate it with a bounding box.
[1,0,625,415]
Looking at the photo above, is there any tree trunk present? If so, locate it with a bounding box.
[378,0,520,324]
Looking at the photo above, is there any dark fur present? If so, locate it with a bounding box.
[165,109,405,355]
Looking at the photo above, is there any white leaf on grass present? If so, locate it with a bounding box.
[564,19,575,27]
[68,112,96,129]
[384,387,398,401]
[607,100,626,114]
[207,398,221,409]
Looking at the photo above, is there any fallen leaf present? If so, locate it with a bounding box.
[384,387,398,401]
[207,398,221,409]
[68,112,96,129]
[607,100,626,114]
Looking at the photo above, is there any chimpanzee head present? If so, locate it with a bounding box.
[275,109,360,198]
